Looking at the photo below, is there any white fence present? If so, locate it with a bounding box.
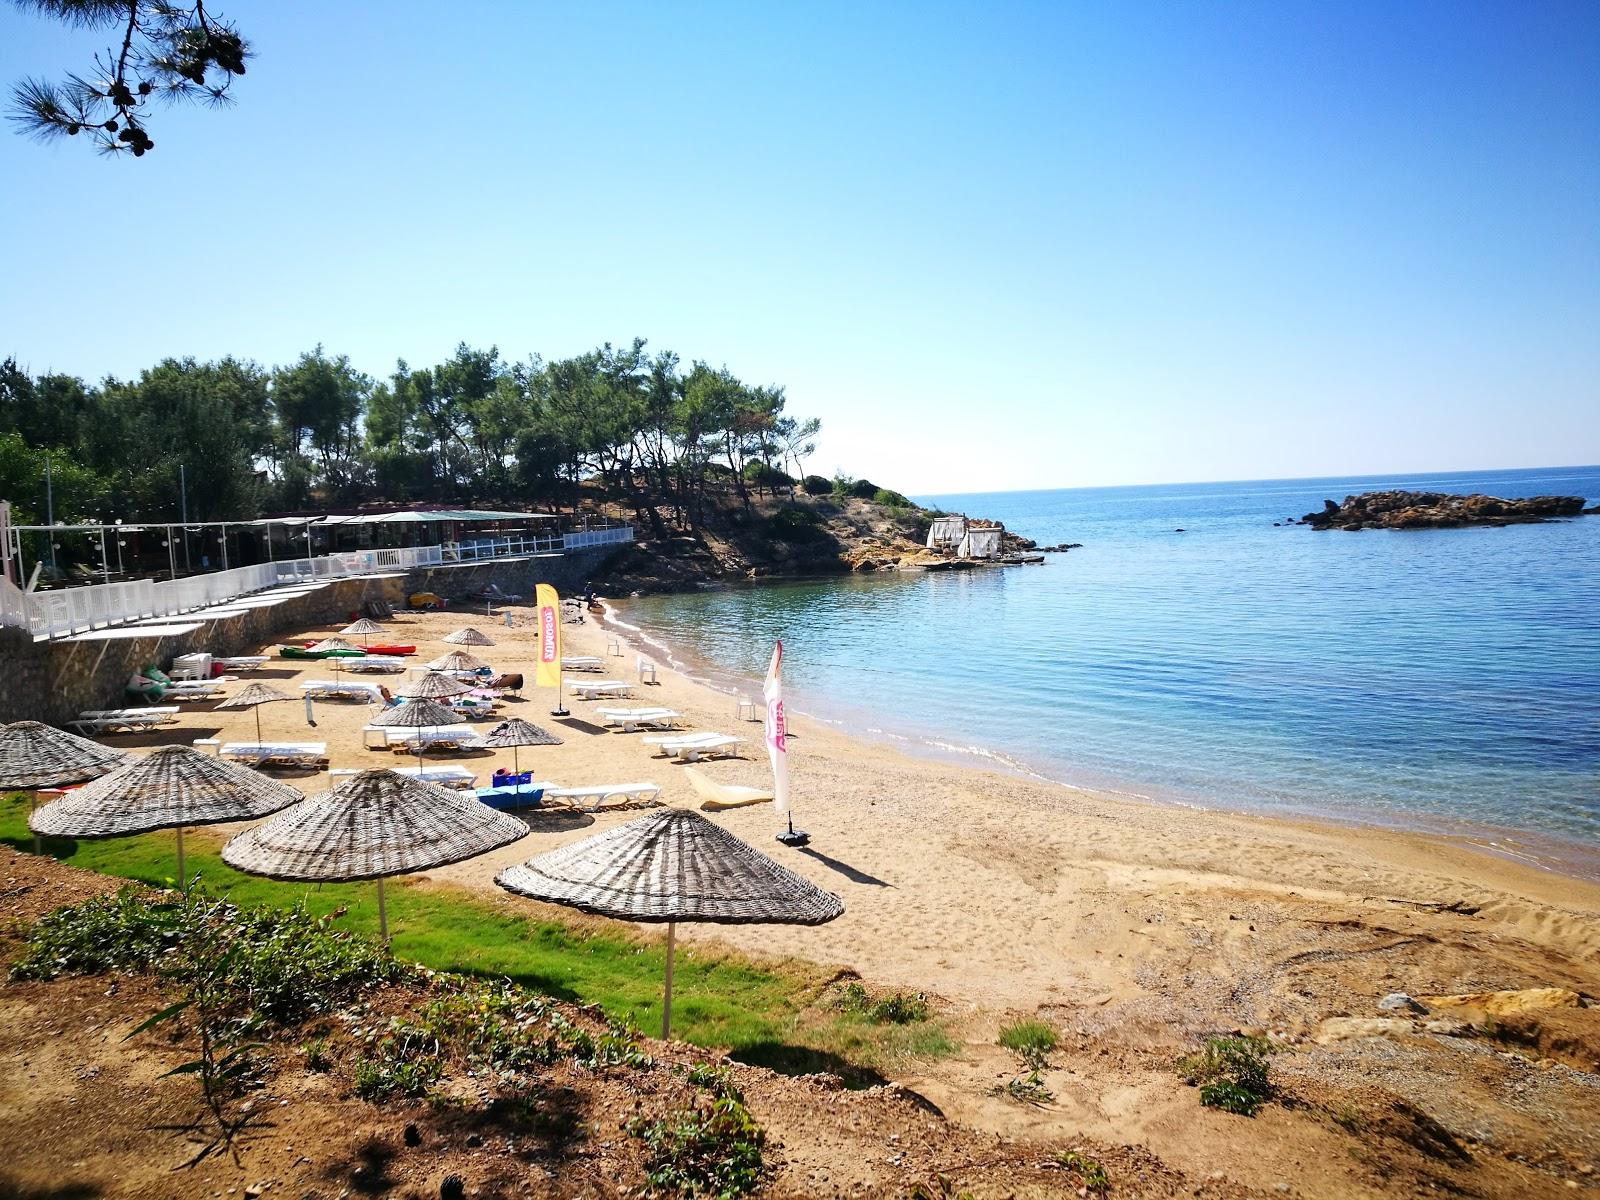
[4,526,632,641]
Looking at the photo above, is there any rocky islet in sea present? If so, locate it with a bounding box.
[1295,490,1597,531]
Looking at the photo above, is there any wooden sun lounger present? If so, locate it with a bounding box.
[594,707,686,733]
[566,678,634,700]
[642,732,744,762]
[221,742,328,769]
[543,782,662,812]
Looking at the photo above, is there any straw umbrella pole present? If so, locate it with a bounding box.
[0,721,131,853]
[221,768,527,940]
[482,718,562,796]
[496,809,842,1038]
[30,745,301,884]
[216,681,294,747]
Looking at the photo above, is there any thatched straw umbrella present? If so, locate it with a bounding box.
[0,721,128,790]
[443,627,495,647]
[397,671,473,700]
[368,698,466,770]
[0,721,130,852]
[496,809,843,1037]
[216,681,295,746]
[29,745,302,883]
[482,718,562,796]
[341,617,386,647]
[427,650,489,674]
[222,768,527,939]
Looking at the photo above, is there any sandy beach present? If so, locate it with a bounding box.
[128,601,1600,1014]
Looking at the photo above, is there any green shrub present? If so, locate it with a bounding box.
[765,506,830,544]
[835,981,931,1025]
[1058,1151,1109,1194]
[998,1018,1058,1069]
[352,1034,443,1101]
[847,478,879,499]
[801,475,834,495]
[12,885,400,1025]
[872,487,913,509]
[629,1063,764,1197]
[11,885,193,979]
[1177,1035,1274,1116]
[743,462,793,488]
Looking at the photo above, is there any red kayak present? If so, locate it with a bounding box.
[299,642,417,656]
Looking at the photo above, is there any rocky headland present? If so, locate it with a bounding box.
[1300,490,1594,531]
[594,490,1046,594]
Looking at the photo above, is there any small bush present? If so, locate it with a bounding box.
[12,885,401,1026]
[847,478,880,499]
[743,462,793,489]
[629,1063,764,1197]
[835,981,931,1025]
[352,1034,443,1101]
[998,1018,1058,1069]
[872,487,913,509]
[1058,1151,1109,1194]
[765,506,831,544]
[998,1069,1053,1106]
[1177,1035,1274,1116]
[801,475,834,495]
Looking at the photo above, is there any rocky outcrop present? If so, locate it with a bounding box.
[1300,491,1590,531]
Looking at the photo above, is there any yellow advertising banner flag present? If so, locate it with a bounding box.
[534,583,561,690]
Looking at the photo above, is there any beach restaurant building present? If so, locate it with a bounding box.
[0,502,632,641]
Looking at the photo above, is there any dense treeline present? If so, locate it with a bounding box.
[0,340,819,538]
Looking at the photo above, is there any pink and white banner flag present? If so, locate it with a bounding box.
[763,640,789,815]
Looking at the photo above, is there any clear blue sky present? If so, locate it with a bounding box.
[2,1,1596,492]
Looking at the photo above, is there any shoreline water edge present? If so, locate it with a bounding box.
[600,593,1600,885]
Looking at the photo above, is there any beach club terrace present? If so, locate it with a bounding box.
[0,502,632,642]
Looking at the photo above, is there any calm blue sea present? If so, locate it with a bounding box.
[616,466,1600,872]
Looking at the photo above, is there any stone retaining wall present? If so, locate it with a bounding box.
[0,544,624,727]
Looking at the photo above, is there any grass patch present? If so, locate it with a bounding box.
[995,1016,1059,1106]
[2,795,950,1077]
[1176,1034,1275,1116]
[997,1017,1057,1067]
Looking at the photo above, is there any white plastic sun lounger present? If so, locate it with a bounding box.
[68,707,180,734]
[594,707,686,733]
[642,732,744,762]
[215,655,269,671]
[682,766,774,811]
[159,680,228,699]
[543,782,662,811]
[566,678,634,700]
[330,763,477,789]
[561,656,603,672]
[221,741,327,769]
[339,655,404,674]
[363,726,489,753]
[299,679,383,702]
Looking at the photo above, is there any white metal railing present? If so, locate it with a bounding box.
[5,525,632,640]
